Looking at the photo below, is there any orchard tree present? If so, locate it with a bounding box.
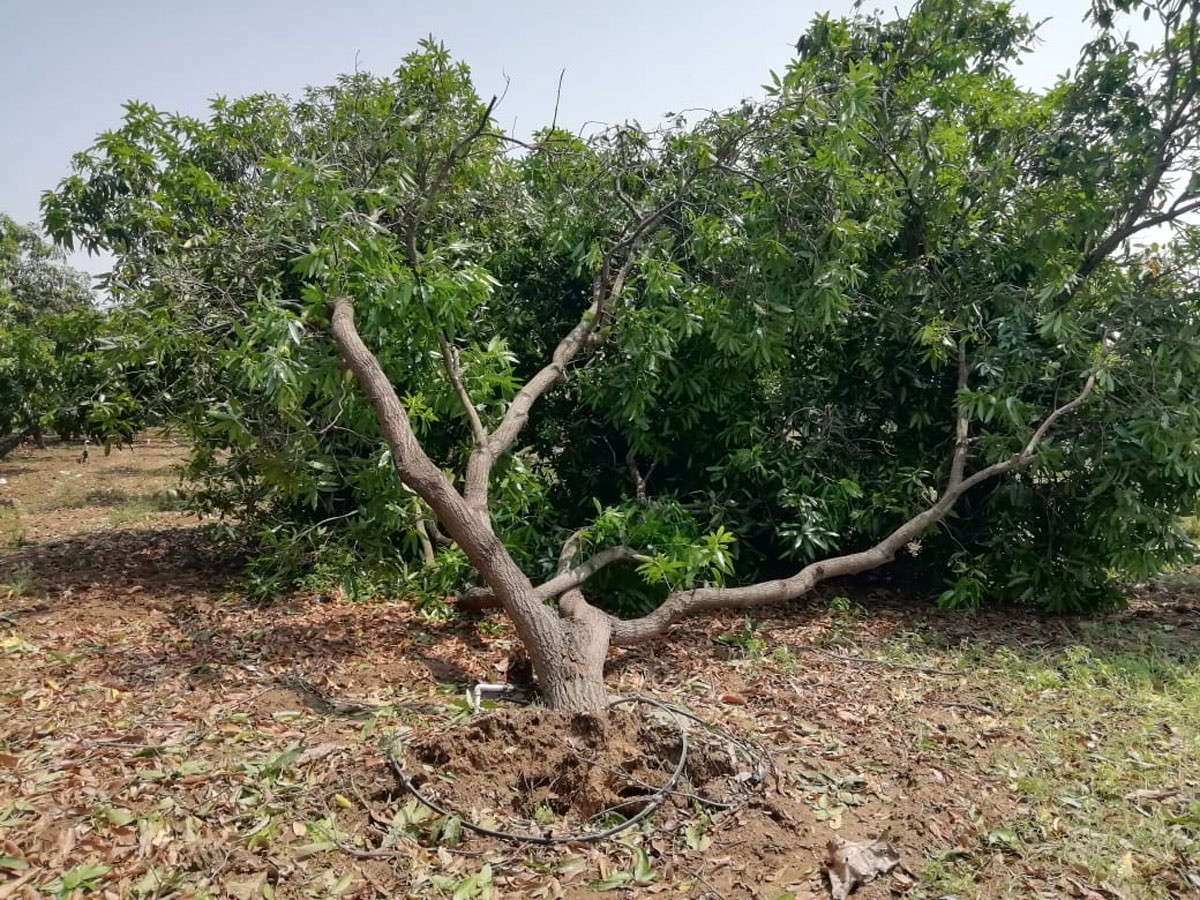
[46,0,1200,709]
[0,215,131,458]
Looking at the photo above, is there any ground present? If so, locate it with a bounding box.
[1,439,1198,899]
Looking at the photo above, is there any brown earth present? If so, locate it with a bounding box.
[1,438,1196,899]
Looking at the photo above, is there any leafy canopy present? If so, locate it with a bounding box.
[43,2,1200,611]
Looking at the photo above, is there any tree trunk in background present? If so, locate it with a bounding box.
[0,429,30,461]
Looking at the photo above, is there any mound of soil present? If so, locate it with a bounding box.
[398,706,748,827]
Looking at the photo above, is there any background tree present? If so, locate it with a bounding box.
[45,0,1200,709]
[0,216,143,458]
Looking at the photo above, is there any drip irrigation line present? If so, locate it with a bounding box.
[389,695,691,845]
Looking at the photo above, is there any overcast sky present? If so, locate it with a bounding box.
[0,1,1144,276]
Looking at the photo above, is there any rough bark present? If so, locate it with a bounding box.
[331,296,571,700]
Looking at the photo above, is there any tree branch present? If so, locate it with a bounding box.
[609,370,1098,645]
[459,544,647,608]
[459,200,673,514]
[438,334,488,446]
[949,343,970,490]
[1079,18,1200,278]
[331,294,562,652]
[540,545,648,600]
[407,95,499,255]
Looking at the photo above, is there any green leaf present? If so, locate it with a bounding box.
[592,872,633,891]
[632,846,656,884]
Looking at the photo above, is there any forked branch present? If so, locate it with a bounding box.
[461,201,673,512]
[459,543,647,608]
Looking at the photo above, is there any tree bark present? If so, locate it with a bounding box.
[332,296,609,708]
[540,588,613,710]
[0,428,31,462]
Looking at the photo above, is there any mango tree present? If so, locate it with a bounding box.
[46,0,1200,708]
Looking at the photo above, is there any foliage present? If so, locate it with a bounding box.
[43,1,1200,612]
[0,216,147,455]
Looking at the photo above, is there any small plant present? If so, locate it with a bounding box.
[827,595,863,620]
[41,861,110,898]
[715,617,767,657]
[0,563,34,599]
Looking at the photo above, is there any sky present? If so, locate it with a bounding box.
[0,1,1146,277]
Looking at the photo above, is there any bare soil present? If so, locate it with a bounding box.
[2,439,1197,899]
[399,706,744,825]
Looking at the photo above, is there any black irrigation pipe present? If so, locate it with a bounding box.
[388,695,691,845]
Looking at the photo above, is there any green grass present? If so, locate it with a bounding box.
[0,563,35,600]
[913,624,1200,898]
[107,492,184,525]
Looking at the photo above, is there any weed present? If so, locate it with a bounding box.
[715,617,767,657]
[0,563,34,599]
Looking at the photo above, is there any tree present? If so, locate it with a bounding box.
[0,215,154,459]
[46,1,1200,709]
[1,216,94,457]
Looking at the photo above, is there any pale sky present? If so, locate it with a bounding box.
[0,1,1142,277]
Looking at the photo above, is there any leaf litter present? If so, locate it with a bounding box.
[2,441,1199,898]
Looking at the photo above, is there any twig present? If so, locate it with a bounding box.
[333,840,398,860]
[551,67,565,131]
[792,644,961,677]
[927,700,999,717]
[685,864,729,899]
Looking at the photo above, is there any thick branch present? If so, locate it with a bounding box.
[331,296,551,614]
[610,371,1098,645]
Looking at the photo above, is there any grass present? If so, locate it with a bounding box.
[107,491,183,525]
[742,608,1200,898]
[908,624,1200,898]
[1,563,35,600]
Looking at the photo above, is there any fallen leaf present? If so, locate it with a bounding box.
[824,837,900,900]
[1123,788,1182,803]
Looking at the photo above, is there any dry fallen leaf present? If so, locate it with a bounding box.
[824,837,900,900]
[1122,788,1182,803]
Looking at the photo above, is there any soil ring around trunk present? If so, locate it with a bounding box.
[389,698,762,844]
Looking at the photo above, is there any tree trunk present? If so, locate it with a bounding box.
[0,429,31,461]
[539,590,613,711]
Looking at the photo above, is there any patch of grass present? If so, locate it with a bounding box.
[1,563,35,600]
[0,508,26,549]
[915,625,1200,899]
[108,492,184,525]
